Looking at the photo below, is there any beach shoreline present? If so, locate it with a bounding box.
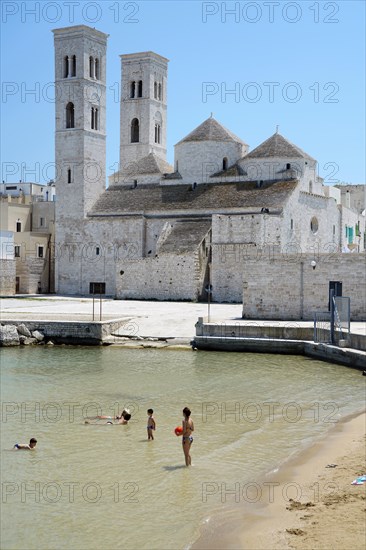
[192,410,366,550]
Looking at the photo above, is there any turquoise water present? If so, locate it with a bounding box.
[1,347,365,549]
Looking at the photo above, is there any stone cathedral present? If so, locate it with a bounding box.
[53,25,364,303]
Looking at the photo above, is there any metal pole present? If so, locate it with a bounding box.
[92,294,95,321]
[100,292,102,321]
[330,289,335,344]
[208,287,210,323]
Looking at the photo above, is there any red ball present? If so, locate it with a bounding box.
[174,426,183,436]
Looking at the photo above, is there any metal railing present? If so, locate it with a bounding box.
[314,296,351,345]
[314,311,331,343]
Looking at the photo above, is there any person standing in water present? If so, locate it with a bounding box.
[147,409,156,440]
[182,407,194,466]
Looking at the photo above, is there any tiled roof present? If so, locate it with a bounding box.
[158,220,211,253]
[89,180,297,216]
[123,153,173,175]
[244,133,315,161]
[177,117,247,146]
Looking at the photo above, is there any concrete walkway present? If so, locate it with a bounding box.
[1,295,365,339]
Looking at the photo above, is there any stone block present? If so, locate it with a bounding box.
[0,325,20,346]
[17,323,32,337]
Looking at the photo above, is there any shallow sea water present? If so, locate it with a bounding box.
[1,347,365,549]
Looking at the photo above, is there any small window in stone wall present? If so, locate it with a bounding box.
[37,246,44,259]
[96,247,100,256]
[40,217,44,227]
[310,217,318,234]
[71,55,76,77]
[63,56,69,78]
[290,218,294,230]
[131,118,139,143]
[14,246,20,258]
[16,221,21,232]
[66,102,75,128]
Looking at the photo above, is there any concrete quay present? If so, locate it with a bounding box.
[0,297,365,368]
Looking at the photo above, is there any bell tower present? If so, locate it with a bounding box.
[53,25,108,294]
[53,25,108,219]
[119,52,169,172]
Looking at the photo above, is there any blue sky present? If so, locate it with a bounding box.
[1,0,365,185]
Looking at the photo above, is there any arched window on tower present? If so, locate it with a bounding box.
[158,83,162,100]
[137,80,142,97]
[89,56,94,78]
[63,56,69,78]
[131,118,139,142]
[223,157,228,170]
[66,102,75,128]
[71,55,76,77]
[155,123,161,144]
[309,180,313,193]
[91,107,99,130]
[130,81,136,98]
[154,81,157,99]
[95,58,99,80]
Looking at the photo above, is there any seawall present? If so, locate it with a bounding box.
[192,319,366,369]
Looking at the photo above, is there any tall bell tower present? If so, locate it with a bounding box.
[119,52,168,171]
[53,25,108,219]
[53,25,108,294]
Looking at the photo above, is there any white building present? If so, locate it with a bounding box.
[39,24,365,301]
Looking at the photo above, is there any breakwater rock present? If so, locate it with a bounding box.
[0,324,50,347]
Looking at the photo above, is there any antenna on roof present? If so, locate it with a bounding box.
[210,112,214,118]
[276,125,279,134]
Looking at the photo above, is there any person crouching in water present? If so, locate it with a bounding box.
[115,409,131,424]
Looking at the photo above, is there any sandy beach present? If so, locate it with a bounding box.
[194,411,366,550]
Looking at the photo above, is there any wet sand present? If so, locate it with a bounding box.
[193,411,366,550]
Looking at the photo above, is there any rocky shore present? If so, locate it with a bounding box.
[0,323,52,346]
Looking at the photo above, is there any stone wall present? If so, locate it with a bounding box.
[241,253,366,320]
[55,217,142,295]
[211,213,282,303]
[175,140,245,184]
[1,319,124,344]
[283,188,340,253]
[0,259,15,295]
[116,253,200,300]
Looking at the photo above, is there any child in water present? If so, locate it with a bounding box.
[147,409,156,440]
[14,438,37,450]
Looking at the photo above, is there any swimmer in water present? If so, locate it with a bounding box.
[14,438,37,450]
[84,409,131,425]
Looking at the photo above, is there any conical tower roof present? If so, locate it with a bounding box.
[177,117,247,146]
[244,132,315,161]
